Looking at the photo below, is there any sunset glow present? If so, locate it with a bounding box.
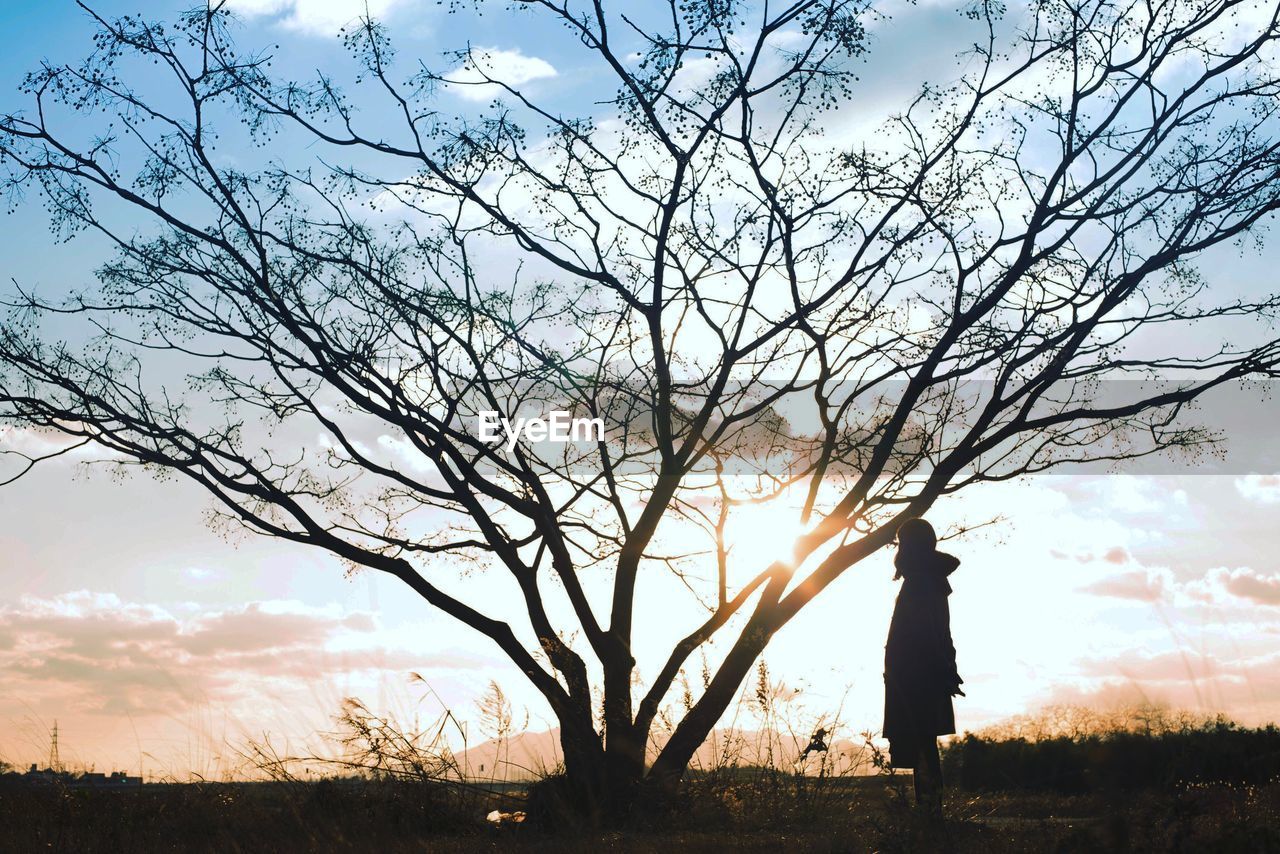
[1,0,1278,814]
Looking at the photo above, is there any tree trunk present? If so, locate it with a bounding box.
[538,652,659,824]
[601,650,647,816]
[540,685,607,820]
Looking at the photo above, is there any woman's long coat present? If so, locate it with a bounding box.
[883,550,961,767]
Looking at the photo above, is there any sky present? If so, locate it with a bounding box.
[2,0,1280,779]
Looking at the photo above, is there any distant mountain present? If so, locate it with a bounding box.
[456,728,564,781]
[456,727,879,782]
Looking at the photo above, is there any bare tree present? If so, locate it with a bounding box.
[4,0,1280,814]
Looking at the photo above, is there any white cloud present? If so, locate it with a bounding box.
[377,434,434,474]
[447,48,558,102]
[1236,474,1280,504]
[182,566,221,583]
[0,426,122,474]
[224,0,413,37]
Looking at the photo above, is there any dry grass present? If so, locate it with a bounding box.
[5,697,1279,852]
[2,776,1279,852]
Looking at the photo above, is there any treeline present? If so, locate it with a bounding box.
[944,710,1280,793]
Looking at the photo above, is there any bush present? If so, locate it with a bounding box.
[945,718,1280,793]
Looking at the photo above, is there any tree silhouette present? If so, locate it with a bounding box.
[4,0,1280,814]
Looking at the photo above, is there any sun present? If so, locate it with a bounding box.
[722,498,808,570]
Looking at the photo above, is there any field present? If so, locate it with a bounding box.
[2,770,1278,852]
[5,710,1280,852]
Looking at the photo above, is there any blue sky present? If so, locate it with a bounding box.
[2,0,1280,777]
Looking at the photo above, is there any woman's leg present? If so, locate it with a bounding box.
[913,737,942,814]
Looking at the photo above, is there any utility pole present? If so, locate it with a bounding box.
[49,720,60,772]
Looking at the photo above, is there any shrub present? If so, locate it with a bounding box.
[945,713,1280,793]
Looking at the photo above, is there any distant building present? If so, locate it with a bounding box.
[1,765,142,789]
[74,770,144,788]
[20,764,67,785]
[0,721,143,789]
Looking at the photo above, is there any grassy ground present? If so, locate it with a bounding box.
[2,775,1278,852]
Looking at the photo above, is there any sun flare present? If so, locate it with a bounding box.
[722,499,808,570]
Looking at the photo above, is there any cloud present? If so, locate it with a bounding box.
[1236,474,1280,504]
[447,48,558,102]
[1078,559,1280,608]
[1202,567,1280,606]
[0,426,123,480]
[1051,545,1131,565]
[1039,648,1280,726]
[0,592,481,716]
[224,0,413,36]
[173,602,375,656]
[182,566,221,583]
[1079,566,1172,602]
[376,434,434,474]
[1076,649,1222,682]
[1102,547,1131,565]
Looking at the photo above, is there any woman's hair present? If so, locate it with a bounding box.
[897,517,937,553]
[893,518,937,579]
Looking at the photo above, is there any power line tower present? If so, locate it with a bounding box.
[48,720,60,772]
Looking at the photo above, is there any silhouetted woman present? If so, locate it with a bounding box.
[883,517,963,814]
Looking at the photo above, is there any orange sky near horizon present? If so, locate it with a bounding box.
[3,457,1280,779]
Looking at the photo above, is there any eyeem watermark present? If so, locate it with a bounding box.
[477,411,606,451]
